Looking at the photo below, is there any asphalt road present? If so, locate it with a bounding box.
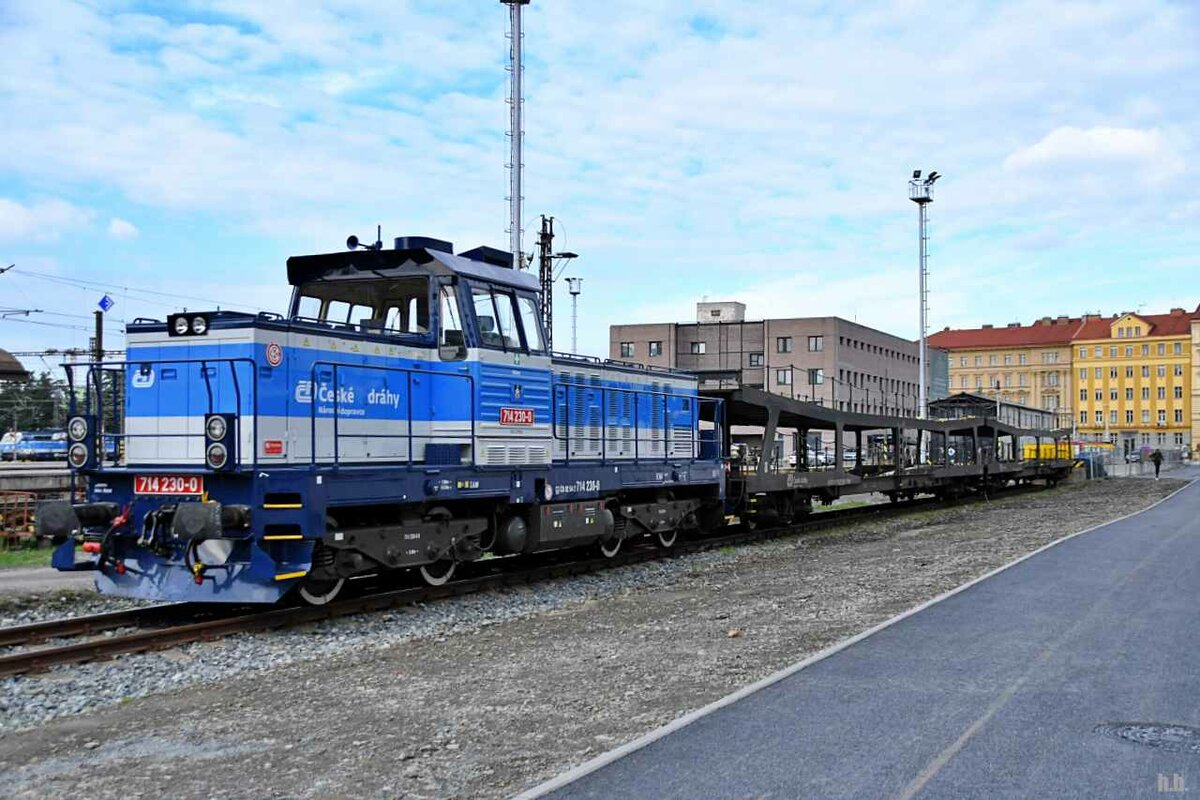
[537,469,1200,800]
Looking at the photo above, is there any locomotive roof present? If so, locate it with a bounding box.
[286,246,540,293]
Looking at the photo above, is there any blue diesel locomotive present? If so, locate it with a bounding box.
[39,237,726,604]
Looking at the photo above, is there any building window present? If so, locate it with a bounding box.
[1158,343,1166,355]
[1142,366,1150,378]
[749,352,763,366]
[1175,409,1183,424]
[620,342,635,358]
[1109,367,1118,379]
[961,376,968,388]
[1109,346,1117,357]
[1095,367,1102,379]
[1079,368,1087,381]
[1019,353,1027,365]
[690,341,706,354]
[648,341,662,357]
[1176,433,1185,445]
[988,354,997,366]
[1125,366,1134,378]
[1174,364,1184,377]
[1047,372,1059,387]
[1125,388,1133,400]
[1141,433,1151,444]
[1159,409,1167,424]
[974,355,982,366]
[1080,388,1087,402]
[1125,347,1133,357]
[1142,409,1150,423]
[1110,410,1118,424]
[1157,365,1166,378]
[1095,411,1103,424]
[1142,387,1150,400]
[1126,410,1134,424]
[1094,389,1102,401]
[1004,374,1012,387]
[1045,352,1059,364]
[1079,410,1087,424]
[776,336,792,353]
[1158,433,1166,445]
[1174,342,1183,355]
[1158,386,1166,400]
[1004,354,1012,365]
[1079,347,1087,358]
[1175,386,1183,399]
[807,335,823,352]
[809,368,824,385]
[776,368,792,385]
[1142,344,1149,356]
[1110,389,1118,401]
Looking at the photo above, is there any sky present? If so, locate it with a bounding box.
[0,0,1197,373]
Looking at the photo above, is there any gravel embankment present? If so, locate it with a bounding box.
[0,590,152,627]
[0,477,1187,799]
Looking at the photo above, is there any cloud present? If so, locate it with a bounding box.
[108,217,139,240]
[1003,126,1182,175]
[0,197,94,242]
[0,0,1197,358]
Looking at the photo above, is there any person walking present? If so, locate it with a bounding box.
[1150,448,1164,480]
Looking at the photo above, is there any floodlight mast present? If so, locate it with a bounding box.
[501,0,530,269]
[566,277,582,354]
[908,170,940,419]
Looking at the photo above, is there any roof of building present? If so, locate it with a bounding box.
[1073,308,1197,341]
[927,317,1084,349]
[0,348,30,381]
[928,305,1199,350]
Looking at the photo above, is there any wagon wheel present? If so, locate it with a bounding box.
[419,506,457,586]
[419,559,457,586]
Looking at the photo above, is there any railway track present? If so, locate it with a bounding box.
[0,486,1040,678]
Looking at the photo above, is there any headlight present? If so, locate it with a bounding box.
[191,315,208,335]
[68,416,89,442]
[205,415,227,441]
[68,443,89,468]
[173,316,191,335]
[205,442,228,470]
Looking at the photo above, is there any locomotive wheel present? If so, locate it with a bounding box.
[655,526,678,548]
[598,535,622,558]
[419,559,456,587]
[298,576,346,606]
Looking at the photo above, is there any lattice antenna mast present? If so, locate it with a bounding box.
[909,169,940,419]
[502,1,530,269]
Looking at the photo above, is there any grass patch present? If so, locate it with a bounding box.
[0,545,54,569]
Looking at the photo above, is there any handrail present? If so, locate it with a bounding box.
[308,360,476,469]
[63,357,260,472]
[550,380,719,466]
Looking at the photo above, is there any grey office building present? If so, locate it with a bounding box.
[611,303,948,417]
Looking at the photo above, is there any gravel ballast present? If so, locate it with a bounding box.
[0,477,1186,799]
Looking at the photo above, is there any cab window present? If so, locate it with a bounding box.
[516,295,545,353]
[439,284,464,348]
[471,285,521,350]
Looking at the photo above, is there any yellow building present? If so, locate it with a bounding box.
[1074,310,1194,457]
[927,316,1078,427]
[1192,317,1200,455]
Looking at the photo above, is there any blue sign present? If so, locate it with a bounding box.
[98,294,115,313]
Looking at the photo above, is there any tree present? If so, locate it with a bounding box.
[0,372,70,431]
